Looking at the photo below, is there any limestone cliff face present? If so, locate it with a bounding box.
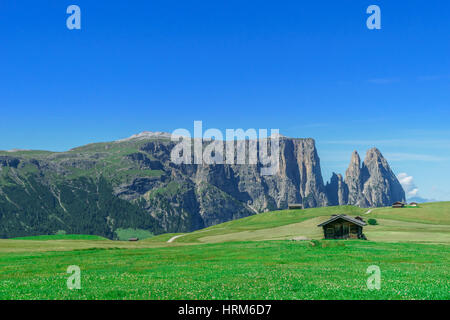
[261,138,328,209]
[289,139,329,208]
[142,137,329,231]
[326,148,406,208]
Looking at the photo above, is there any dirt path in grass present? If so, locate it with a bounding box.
[166,227,228,243]
[167,234,185,243]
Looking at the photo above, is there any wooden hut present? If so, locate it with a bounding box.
[409,202,419,207]
[392,201,405,208]
[288,203,303,210]
[128,238,139,241]
[317,214,367,240]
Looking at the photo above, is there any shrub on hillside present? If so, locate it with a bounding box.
[368,218,378,225]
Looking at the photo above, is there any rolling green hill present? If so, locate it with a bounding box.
[368,202,450,224]
[164,202,450,244]
[10,234,107,241]
[5,202,449,247]
[4,202,448,253]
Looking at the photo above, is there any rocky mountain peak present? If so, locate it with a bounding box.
[366,147,382,157]
[346,151,361,176]
[345,150,365,206]
[364,147,384,162]
[361,147,405,207]
[327,147,406,208]
[349,150,361,167]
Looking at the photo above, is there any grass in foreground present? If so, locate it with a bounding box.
[1,202,449,300]
[0,240,448,300]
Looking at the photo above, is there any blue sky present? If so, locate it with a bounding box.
[1,1,449,201]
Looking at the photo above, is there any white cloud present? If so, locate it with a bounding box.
[397,173,419,197]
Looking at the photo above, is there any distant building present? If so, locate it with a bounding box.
[409,202,419,207]
[128,238,139,241]
[392,201,405,208]
[288,203,303,210]
[317,214,367,240]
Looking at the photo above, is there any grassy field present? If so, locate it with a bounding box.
[10,235,108,241]
[0,202,449,300]
[369,202,450,225]
[0,241,448,300]
[168,202,450,244]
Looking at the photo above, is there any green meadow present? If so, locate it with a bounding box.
[0,202,449,300]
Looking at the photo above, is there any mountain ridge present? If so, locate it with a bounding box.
[0,133,405,238]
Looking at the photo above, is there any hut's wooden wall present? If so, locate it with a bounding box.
[322,219,363,239]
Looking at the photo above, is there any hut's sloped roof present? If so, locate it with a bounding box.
[317,214,367,227]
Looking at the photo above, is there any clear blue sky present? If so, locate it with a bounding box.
[1,1,449,201]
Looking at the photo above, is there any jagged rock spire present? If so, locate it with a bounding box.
[345,151,367,206]
[326,148,406,208]
[361,148,406,206]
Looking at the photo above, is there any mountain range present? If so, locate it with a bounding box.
[0,132,405,238]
